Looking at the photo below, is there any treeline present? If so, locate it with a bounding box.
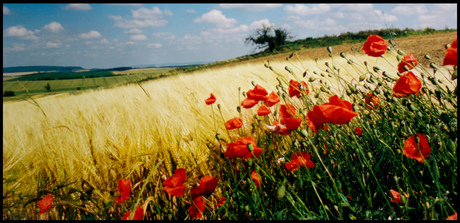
[5,71,115,81]
[3,66,84,73]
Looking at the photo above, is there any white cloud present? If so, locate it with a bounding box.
[148,43,162,48]
[130,34,147,41]
[186,9,196,13]
[3,25,38,40]
[391,4,428,15]
[335,4,374,12]
[46,42,61,48]
[62,4,92,11]
[284,4,331,16]
[110,6,172,29]
[3,43,27,52]
[194,9,237,28]
[44,22,64,33]
[3,6,10,15]
[79,30,102,39]
[151,32,176,40]
[249,19,275,30]
[100,39,109,44]
[218,4,282,11]
[374,10,398,22]
[124,28,143,34]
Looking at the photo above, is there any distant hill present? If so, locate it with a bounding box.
[3,66,84,73]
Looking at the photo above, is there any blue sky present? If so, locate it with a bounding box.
[3,3,457,69]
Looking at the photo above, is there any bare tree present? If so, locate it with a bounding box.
[245,24,292,53]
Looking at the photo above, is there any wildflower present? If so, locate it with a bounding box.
[116,179,131,204]
[364,92,379,109]
[306,95,358,133]
[265,121,290,135]
[362,35,387,57]
[277,157,286,164]
[447,212,457,220]
[163,168,187,197]
[189,196,205,219]
[247,84,268,101]
[443,37,457,67]
[264,91,280,107]
[191,176,218,199]
[216,197,226,207]
[280,117,302,130]
[285,151,315,171]
[279,104,296,119]
[288,79,309,98]
[397,54,418,73]
[225,117,243,130]
[122,206,144,220]
[37,194,53,215]
[224,136,263,159]
[205,93,216,105]
[241,98,259,108]
[392,71,422,97]
[402,134,431,163]
[257,105,271,116]
[354,127,363,136]
[251,171,262,188]
[390,189,402,203]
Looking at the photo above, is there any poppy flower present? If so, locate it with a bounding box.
[305,115,328,133]
[447,213,457,220]
[163,168,187,197]
[251,171,262,189]
[288,79,309,98]
[265,121,290,135]
[224,136,263,159]
[362,35,387,57]
[122,206,144,220]
[241,98,259,108]
[397,54,418,73]
[205,93,216,105]
[364,92,379,109]
[354,127,363,136]
[189,196,205,219]
[37,194,53,215]
[306,95,358,132]
[117,179,131,204]
[279,104,296,119]
[191,176,218,199]
[285,151,315,171]
[216,197,226,207]
[280,117,302,130]
[264,91,280,107]
[392,71,422,97]
[402,134,431,163]
[390,189,402,203]
[225,117,243,130]
[443,37,457,67]
[247,85,268,101]
[257,105,271,116]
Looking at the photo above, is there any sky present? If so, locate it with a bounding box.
[3,3,457,69]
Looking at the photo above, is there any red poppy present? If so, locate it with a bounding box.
[251,171,262,188]
[241,98,259,108]
[305,115,327,133]
[163,168,187,197]
[247,85,268,101]
[364,93,379,109]
[205,93,216,105]
[280,117,302,130]
[362,35,387,57]
[225,117,243,130]
[392,71,422,97]
[306,95,358,132]
[264,91,280,107]
[216,197,226,207]
[447,213,457,220]
[397,54,418,73]
[189,196,206,219]
[279,104,296,119]
[122,206,144,220]
[443,37,457,67]
[390,189,402,204]
[224,136,263,159]
[37,194,53,215]
[116,179,131,204]
[257,105,271,116]
[402,134,431,163]
[285,151,315,171]
[191,176,218,199]
[288,79,309,98]
[354,127,363,136]
[265,121,290,135]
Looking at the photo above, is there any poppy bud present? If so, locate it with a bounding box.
[277,185,286,200]
[364,84,370,90]
[19,194,24,200]
[424,55,431,60]
[251,81,256,86]
[325,62,330,67]
[417,111,423,118]
[320,87,327,92]
[309,77,316,82]
[216,134,221,140]
[373,66,380,72]
[36,208,40,213]
[315,92,320,98]
[247,143,254,152]
[397,50,405,55]
[340,52,346,58]
[217,104,221,109]
[327,46,332,53]
[430,63,438,69]
[321,73,326,77]
[285,66,294,74]
[300,129,308,138]
[359,74,367,82]
[396,55,402,62]
[403,65,410,71]
[348,59,354,64]
[303,71,307,77]
[237,106,241,113]
[375,88,381,95]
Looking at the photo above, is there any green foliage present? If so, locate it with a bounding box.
[44,83,51,92]
[5,71,115,82]
[246,24,293,53]
[3,90,15,97]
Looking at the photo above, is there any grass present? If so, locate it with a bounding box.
[2,32,457,220]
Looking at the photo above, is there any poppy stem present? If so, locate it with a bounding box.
[217,107,231,141]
